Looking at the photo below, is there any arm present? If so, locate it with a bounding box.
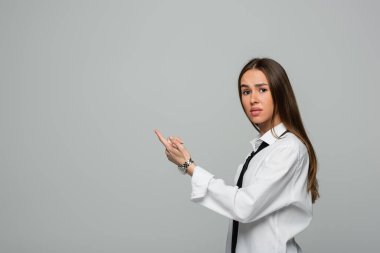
[190,144,307,223]
[154,130,308,222]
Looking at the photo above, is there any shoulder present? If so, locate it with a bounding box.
[270,132,308,161]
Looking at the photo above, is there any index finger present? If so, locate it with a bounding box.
[154,129,170,149]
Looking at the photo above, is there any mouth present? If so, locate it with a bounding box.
[250,108,262,117]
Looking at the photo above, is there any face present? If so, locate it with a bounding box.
[240,69,281,134]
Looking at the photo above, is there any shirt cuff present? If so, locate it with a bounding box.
[190,165,214,200]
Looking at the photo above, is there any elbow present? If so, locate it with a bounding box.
[233,194,282,223]
[234,212,256,224]
[239,217,251,224]
[233,198,258,223]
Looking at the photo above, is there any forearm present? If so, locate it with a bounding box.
[186,163,196,176]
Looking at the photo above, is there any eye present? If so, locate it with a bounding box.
[241,90,251,95]
[259,88,268,93]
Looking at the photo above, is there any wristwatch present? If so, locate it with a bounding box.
[178,158,194,174]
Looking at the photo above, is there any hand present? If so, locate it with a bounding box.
[154,129,191,167]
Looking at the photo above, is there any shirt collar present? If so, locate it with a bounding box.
[249,122,287,150]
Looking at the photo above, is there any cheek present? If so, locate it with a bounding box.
[263,93,274,107]
[241,96,249,106]
[242,98,251,113]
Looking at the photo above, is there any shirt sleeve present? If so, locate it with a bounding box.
[190,144,307,223]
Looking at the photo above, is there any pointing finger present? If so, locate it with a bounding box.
[154,129,170,149]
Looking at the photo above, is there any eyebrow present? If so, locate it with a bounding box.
[240,83,269,88]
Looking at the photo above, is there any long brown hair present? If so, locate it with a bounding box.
[237,57,319,203]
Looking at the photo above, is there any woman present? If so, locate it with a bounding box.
[154,57,319,253]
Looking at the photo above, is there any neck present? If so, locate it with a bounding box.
[258,117,281,135]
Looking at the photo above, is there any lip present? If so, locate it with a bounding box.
[250,108,262,112]
[250,108,262,117]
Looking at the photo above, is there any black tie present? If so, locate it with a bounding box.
[231,131,288,253]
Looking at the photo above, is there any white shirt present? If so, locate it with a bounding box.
[190,122,312,253]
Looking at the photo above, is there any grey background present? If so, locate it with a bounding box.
[1,0,379,252]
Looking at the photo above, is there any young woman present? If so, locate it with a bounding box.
[155,57,319,253]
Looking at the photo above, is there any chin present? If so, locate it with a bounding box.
[251,121,264,128]
[250,118,263,124]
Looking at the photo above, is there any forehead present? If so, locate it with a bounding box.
[240,69,268,86]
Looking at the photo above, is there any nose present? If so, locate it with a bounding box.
[250,91,258,104]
